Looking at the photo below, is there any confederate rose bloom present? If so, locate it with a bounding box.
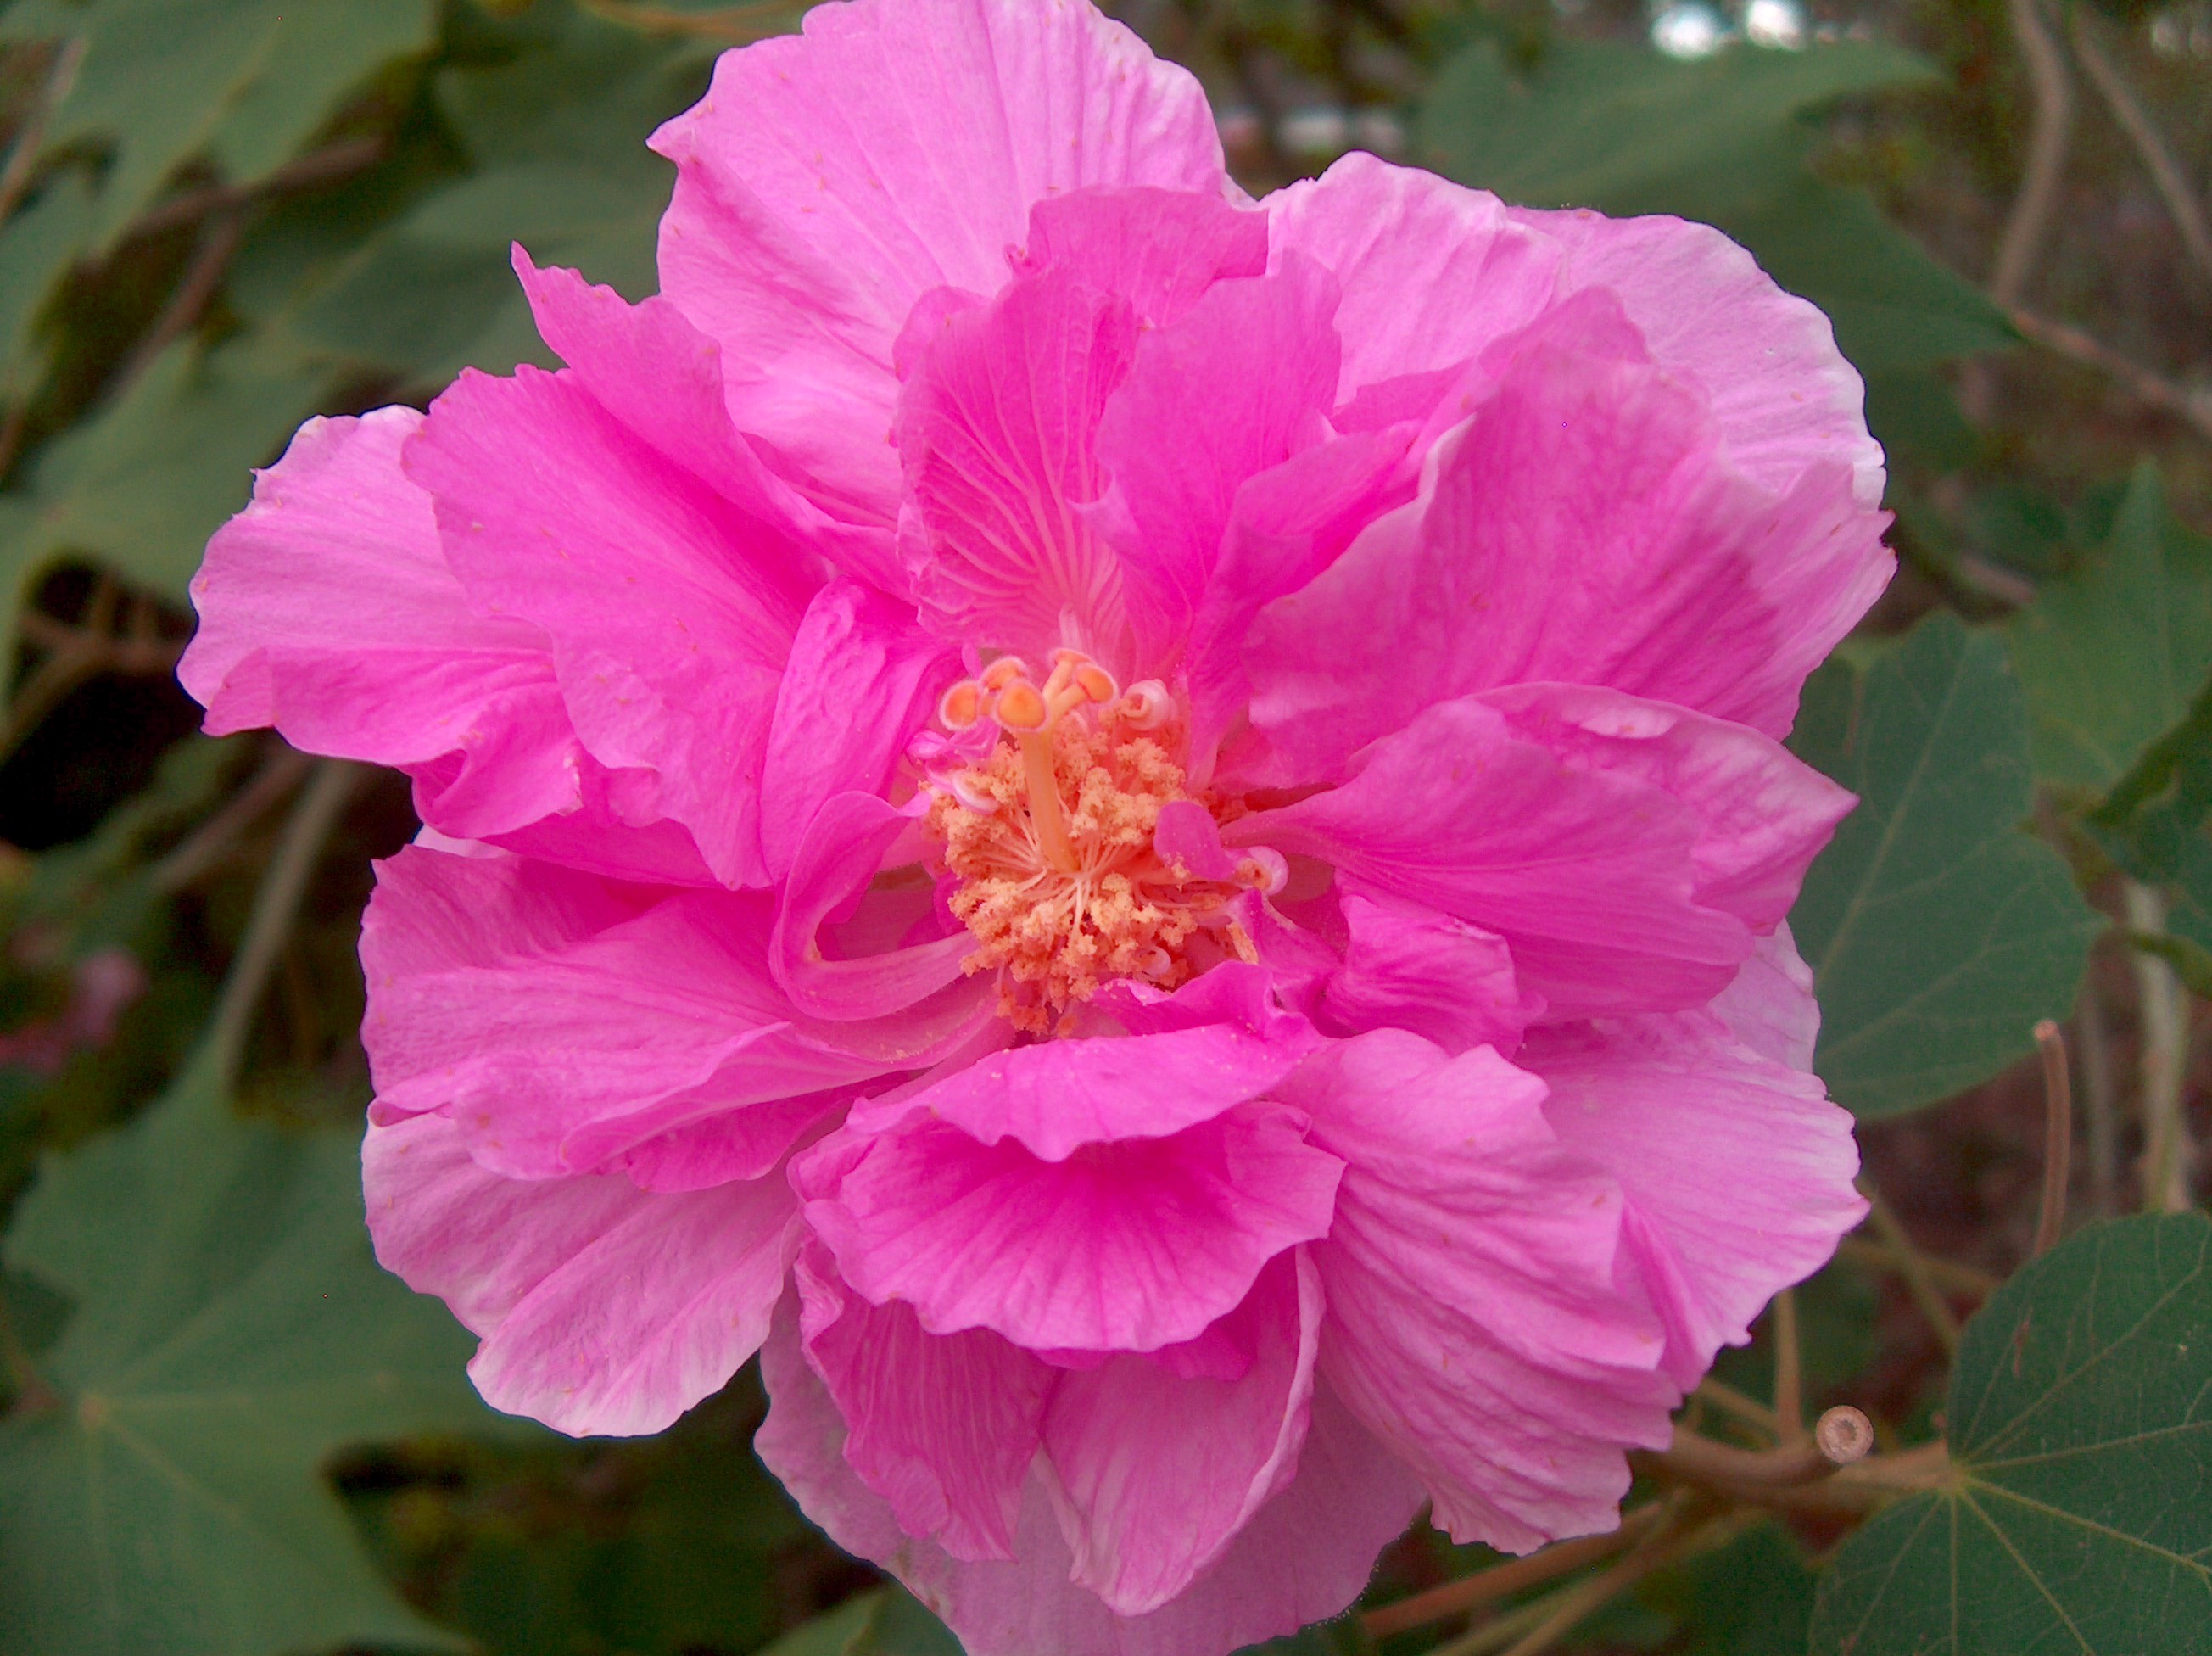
[179,0,1891,1648]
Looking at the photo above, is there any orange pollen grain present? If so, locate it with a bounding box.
[927,713,1248,1034]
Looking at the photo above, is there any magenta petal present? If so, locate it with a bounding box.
[1241,695,1754,1018]
[800,1102,1342,1352]
[364,1110,797,1435]
[760,582,958,880]
[1319,881,1542,1054]
[179,409,584,833]
[1245,300,1891,755]
[1522,975,1864,1385]
[1042,1250,1320,1614]
[797,1245,1052,1561]
[1282,1032,1674,1552]
[1023,187,1267,328]
[1509,205,1886,509]
[897,266,1137,662]
[406,364,821,887]
[650,0,1226,528]
[1710,925,1822,1070]
[361,846,903,1179]
[1092,254,1342,666]
[757,1294,1422,1656]
[773,790,980,1021]
[1266,153,1563,401]
[1478,682,1856,932]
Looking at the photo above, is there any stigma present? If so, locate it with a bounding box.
[927,651,1260,1034]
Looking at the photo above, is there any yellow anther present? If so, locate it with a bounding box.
[1073,663,1118,704]
[938,680,986,731]
[980,656,1031,693]
[994,679,1048,732]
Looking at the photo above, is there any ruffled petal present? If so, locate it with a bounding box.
[405,362,823,887]
[896,265,1136,662]
[1265,153,1564,402]
[1236,694,1754,1018]
[650,0,1227,526]
[1523,948,1865,1385]
[796,1245,1052,1561]
[178,409,592,837]
[757,1293,1422,1656]
[364,1110,798,1435]
[1507,204,1887,509]
[1317,881,1542,1054]
[1042,1249,1320,1614]
[1281,1031,1675,1552]
[1022,187,1266,330]
[1243,292,1891,758]
[797,1102,1342,1353]
[360,845,952,1180]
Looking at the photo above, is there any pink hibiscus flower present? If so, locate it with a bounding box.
[180,0,1890,1649]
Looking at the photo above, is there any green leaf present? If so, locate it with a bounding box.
[1414,36,1933,215]
[1673,1522,1817,1655]
[1809,1211,2212,1653]
[1787,613,2103,1116]
[293,14,710,383]
[2008,464,2212,800]
[3,0,434,249]
[760,1588,968,1656]
[0,336,329,662]
[0,1050,517,1656]
[0,170,94,400]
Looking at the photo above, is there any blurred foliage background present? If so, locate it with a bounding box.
[0,0,2208,1653]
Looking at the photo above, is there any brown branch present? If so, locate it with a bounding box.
[2033,1019,2074,1256]
[1772,1288,1804,1441]
[1991,0,2075,307]
[1636,1412,1945,1516]
[2008,306,2212,445]
[1835,1235,2000,1300]
[577,0,798,41]
[126,134,387,238]
[149,745,312,893]
[110,206,245,393]
[1361,1504,1667,1639]
[1693,1376,1780,1439]
[2068,9,2212,285]
[15,607,183,675]
[0,36,87,228]
[1,573,115,764]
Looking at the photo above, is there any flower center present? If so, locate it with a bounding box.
[925,651,1265,1034]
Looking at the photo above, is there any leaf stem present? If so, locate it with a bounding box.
[1857,1183,1963,1356]
[1692,1376,1779,1440]
[204,758,360,1093]
[1361,1504,1667,1639]
[1835,1235,1998,1301]
[2067,8,2212,285]
[2123,881,2196,1212]
[2032,1019,2073,1255]
[1772,1288,1804,1441]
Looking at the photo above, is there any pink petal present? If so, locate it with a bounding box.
[1244,293,1891,755]
[796,1245,1052,1561]
[774,790,981,1021]
[1281,1031,1675,1552]
[515,251,900,591]
[798,1102,1342,1353]
[649,0,1227,527]
[1022,187,1267,328]
[897,265,1136,662]
[1317,881,1542,1054]
[760,583,958,880]
[1508,205,1886,509]
[1042,1250,1320,1614]
[1238,694,1754,1018]
[1477,682,1856,932]
[405,363,822,887]
[360,845,930,1180]
[1710,924,1821,1071]
[1092,254,1342,667]
[179,409,586,836]
[846,968,1319,1158]
[1265,153,1564,403]
[1522,984,1865,1385]
[757,1294,1422,1656]
[364,1110,797,1435]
